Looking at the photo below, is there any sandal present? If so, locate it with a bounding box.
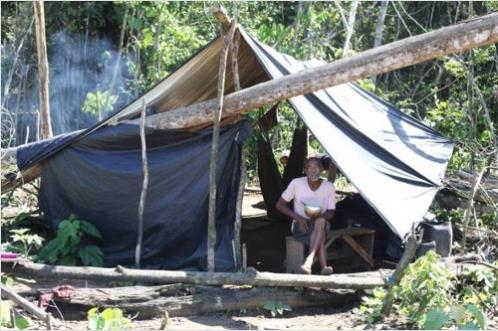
[320,266,334,275]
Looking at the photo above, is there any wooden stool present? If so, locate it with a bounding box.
[285,236,304,273]
[285,228,376,273]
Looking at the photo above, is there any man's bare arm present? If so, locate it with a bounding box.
[276,198,308,223]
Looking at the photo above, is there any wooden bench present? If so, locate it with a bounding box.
[285,227,376,273]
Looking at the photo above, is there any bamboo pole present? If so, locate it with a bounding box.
[207,18,238,272]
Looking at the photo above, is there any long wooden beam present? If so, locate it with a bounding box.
[135,12,498,130]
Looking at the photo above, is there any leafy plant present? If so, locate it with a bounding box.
[38,214,103,266]
[9,228,44,257]
[360,251,495,329]
[424,304,487,330]
[82,90,118,120]
[263,300,292,317]
[0,301,30,329]
[87,307,131,330]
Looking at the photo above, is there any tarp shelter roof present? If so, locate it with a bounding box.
[18,27,454,241]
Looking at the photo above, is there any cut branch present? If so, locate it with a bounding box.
[135,98,148,268]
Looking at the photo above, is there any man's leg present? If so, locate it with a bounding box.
[301,218,326,273]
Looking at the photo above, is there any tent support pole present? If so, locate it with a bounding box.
[231,29,244,269]
[135,98,148,269]
[207,17,238,272]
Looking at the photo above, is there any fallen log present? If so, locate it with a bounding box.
[19,284,360,319]
[2,13,498,192]
[3,261,389,289]
[134,13,498,130]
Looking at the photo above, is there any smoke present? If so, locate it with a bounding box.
[1,29,138,146]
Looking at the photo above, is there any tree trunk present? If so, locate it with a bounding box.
[134,12,498,130]
[373,1,389,84]
[342,0,359,58]
[22,284,359,319]
[33,1,53,140]
[3,261,389,289]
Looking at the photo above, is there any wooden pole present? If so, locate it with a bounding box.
[33,0,53,139]
[207,18,238,272]
[135,98,148,268]
[231,28,244,269]
[3,261,389,289]
[381,229,421,316]
[1,284,53,328]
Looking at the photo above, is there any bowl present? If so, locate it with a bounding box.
[304,204,321,218]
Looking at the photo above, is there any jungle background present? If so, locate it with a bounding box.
[1,1,497,330]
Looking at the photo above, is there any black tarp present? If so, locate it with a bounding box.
[241,29,454,239]
[19,121,251,270]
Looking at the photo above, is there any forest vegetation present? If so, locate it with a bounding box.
[1,1,497,330]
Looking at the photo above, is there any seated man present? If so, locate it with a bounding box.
[276,157,336,275]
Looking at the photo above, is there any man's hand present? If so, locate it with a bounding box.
[296,217,309,233]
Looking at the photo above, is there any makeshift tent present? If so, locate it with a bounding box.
[15,27,454,270]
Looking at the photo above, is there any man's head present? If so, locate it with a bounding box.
[304,157,323,182]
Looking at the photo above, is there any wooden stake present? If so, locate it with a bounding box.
[1,284,53,329]
[231,27,244,269]
[381,228,422,316]
[135,98,148,268]
[207,18,238,272]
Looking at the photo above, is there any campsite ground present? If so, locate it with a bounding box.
[42,307,409,330]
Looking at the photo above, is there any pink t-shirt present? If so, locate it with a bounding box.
[281,177,336,222]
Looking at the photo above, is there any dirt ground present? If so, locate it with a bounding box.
[27,306,411,330]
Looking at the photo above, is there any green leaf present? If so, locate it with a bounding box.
[263,300,276,311]
[466,304,487,330]
[458,322,480,330]
[79,245,103,267]
[424,309,448,330]
[88,307,99,319]
[14,316,30,329]
[101,308,123,320]
[57,220,81,248]
[450,305,466,324]
[80,221,103,240]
